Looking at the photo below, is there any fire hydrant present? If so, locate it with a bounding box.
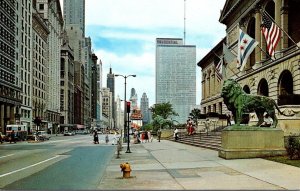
[120,162,131,178]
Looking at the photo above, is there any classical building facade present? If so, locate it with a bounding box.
[102,87,113,129]
[199,0,300,135]
[107,67,115,128]
[31,7,50,132]
[36,0,63,132]
[60,31,75,129]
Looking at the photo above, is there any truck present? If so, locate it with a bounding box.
[6,124,28,141]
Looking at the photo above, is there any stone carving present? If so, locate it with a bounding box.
[221,79,294,127]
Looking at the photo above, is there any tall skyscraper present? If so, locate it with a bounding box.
[156,38,196,123]
[107,67,115,128]
[0,0,21,134]
[63,0,85,36]
[140,93,150,124]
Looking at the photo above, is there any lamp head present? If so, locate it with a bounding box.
[132,75,136,77]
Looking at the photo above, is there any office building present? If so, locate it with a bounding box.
[63,0,85,36]
[156,38,196,123]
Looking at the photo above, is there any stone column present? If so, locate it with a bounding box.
[0,104,4,132]
[275,0,282,51]
[281,0,289,49]
[211,69,216,95]
[207,71,211,98]
[6,105,10,124]
[255,9,262,63]
[202,79,205,101]
[10,106,15,124]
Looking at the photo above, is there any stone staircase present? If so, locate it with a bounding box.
[170,132,222,151]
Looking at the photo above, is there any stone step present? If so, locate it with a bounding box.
[171,133,222,151]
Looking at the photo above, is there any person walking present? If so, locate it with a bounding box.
[93,130,99,144]
[157,129,162,142]
[10,130,16,143]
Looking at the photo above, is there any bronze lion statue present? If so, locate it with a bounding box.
[221,79,292,127]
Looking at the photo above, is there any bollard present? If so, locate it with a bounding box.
[120,162,131,178]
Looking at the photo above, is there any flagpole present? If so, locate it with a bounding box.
[256,44,273,60]
[212,51,239,79]
[261,9,300,49]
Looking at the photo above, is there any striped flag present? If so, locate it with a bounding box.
[216,59,223,81]
[261,11,281,58]
[237,29,258,71]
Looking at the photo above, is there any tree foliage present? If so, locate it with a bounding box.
[189,108,202,125]
[150,102,178,119]
[150,102,178,130]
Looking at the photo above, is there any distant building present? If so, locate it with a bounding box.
[156,38,196,123]
[63,0,85,36]
[140,93,150,124]
[107,67,115,128]
[130,88,138,110]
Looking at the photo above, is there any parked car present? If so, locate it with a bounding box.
[64,131,75,136]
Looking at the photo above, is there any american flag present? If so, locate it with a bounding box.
[261,11,281,57]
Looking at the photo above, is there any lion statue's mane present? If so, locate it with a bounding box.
[221,79,291,127]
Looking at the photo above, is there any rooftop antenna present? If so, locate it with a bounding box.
[184,0,186,45]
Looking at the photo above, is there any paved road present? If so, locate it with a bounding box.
[0,134,117,190]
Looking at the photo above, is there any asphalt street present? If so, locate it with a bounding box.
[0,134,117,190]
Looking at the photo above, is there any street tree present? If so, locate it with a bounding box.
[189,108,202,127]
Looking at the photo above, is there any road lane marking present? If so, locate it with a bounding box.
[0,155,61,178]
[0,154,14,159]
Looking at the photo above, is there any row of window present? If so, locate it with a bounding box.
[0,40,15,58]
[0,69,14,84]
[0,26,14,44]
[0,9,15,31]
[0,54,14,71]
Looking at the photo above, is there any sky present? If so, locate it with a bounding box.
[61,0,227,107]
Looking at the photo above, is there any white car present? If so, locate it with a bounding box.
[34,131,51,140]
[64,131,75,136]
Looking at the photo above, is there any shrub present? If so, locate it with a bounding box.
[285,136,300,160]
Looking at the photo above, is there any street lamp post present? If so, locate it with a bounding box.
[115,74,136,153]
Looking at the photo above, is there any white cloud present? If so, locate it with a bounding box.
[60,0,227,107]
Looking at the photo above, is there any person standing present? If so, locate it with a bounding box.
[93,130,99,144]
[174,128,179,141]
[157,129,162,142]
[105,134,109,144]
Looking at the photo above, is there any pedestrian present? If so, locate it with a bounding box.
[157,129,162,142]
[174,128,179,141]
[0,132,3,144]
[93,130,99,144]
[227,114,231,126]
[105,134,109,144]
[144,131,149,142]
[10,130,16,143]
[112,132,117,145]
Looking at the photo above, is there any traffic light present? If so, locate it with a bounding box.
[34,117,42,126]
[126,101,131,113]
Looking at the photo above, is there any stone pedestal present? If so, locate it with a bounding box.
[219,126,286,159]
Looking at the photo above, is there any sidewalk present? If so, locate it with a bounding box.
[98,139,300,190]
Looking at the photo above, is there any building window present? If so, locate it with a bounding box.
[39,4,44,10]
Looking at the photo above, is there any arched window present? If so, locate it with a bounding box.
[243,85,251,94]
[278,70,295,105]
[247,17,256,68]
[278,70,293,95]
[257,78,269,96]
